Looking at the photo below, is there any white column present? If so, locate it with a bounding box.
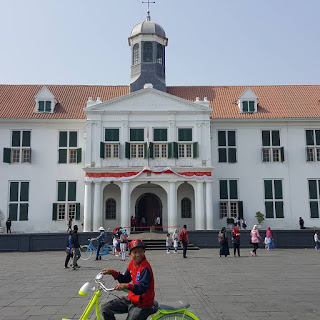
[85,122,92,167]
[93,182,101,231]
[83,181,92,232]
[205,181,214,230]
[168,181,177,233]
[195,181,205,230]
[121,182,130,231]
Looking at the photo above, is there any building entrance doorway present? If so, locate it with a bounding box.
[135,193,162,231]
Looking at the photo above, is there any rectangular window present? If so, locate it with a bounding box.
[262,130,283,162]
[218,130,237,163]
[306,130,320,162]
[219,179,239,218]
[104,144,120,158]
[9,181,29,221]
[154,128,167,142]
[103,128,120,159]
[9,130,31,164]
[178,128,193,158]
[264,179,284,218]
[56,181,77,220]
[130,129,144,142]
[154,143,168,158]
[38,101,52,112]
[58,131,81,164]
[308,180,320,218]
[130,144,144,158]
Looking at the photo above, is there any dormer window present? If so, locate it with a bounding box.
[238,88,258,114]
[242,101,255,113]
[35,86,56,114]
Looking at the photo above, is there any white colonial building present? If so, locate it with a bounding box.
[1,11,320,233]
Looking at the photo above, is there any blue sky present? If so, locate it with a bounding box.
[0,0,319,86]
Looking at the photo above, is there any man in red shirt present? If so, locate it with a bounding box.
[181,224,189,258]
[101,239,157,319]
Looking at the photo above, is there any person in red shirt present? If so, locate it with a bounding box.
[100,239,157,320]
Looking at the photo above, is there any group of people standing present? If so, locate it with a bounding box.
[165,225,189,258]
[218,225,274,257]
[64,224,81,270]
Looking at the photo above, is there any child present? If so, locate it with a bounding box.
[314,230,320,250]
[101,239,157,320]
[166,233,172,253]
[112,236,119,256]
[172,228,179,253]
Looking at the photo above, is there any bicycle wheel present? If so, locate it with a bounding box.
[80,245,92,260]
[101,244,114,260]
[152,311,198,320]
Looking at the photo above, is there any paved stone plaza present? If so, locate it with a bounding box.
[0,248,320,320]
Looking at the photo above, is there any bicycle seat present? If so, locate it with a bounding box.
[157,300,190,310]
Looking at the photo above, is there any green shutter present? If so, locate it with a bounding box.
[228,131,236,146]
[20,182,29,201]
[52,203,57,220]
[238,201,243,219]
[168,142,173,158]
[68,182,76,201]
[22,131,31,147]
[220,180,228,200]
[316,130,320,145]
[3,148,11,163]
[173,142,178,158]
[12,131,20,147]
[9,204,18,221]
[19,204,28,221]
[130,129,144,141]
[69,131,77,147]
[249,101,255,112]
[218,148,227,162]
[154,129,167,141]
[242,101,248,112]
[10,182,19,201]
[28,148,32,164]
[39,101,44,112]
[228,148,237,163]
[306,130,314,146]
[58,149,67,163]
[178,128,192,141]
[125,142,130,159]
[144,142,148,158]
[229,180,238,199]
[76,203,80,220]
[193,142,199,158]
[59,131,67,147]
[310,201,319,218]
[264,180,273,199]
[265,201,274,218]
[275,201,284,218]
[77,148,82,163]
[105,129,119,141]
[45,101,51,112]
[309,180,317,199]
[262,131,270,146]
[218,131,226,146]
[149,142,154,158]
[280,147,285,162]
[274,180,283,199]
[272,131,280,146]
[100,142,105,158]
[58,182,66,201]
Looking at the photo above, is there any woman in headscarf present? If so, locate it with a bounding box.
[218,227,230,257]
[232,225,241,257]
[250,225,262,256]
[265,226,274,250]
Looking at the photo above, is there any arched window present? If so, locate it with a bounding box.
[105,198,116,219]
[133,44,139,66]
[181,197,192,218]
[156,44,163,64]
[143,42,153,62]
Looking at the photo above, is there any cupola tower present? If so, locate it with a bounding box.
[128,10,168,92]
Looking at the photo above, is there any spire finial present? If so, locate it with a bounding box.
[142,0,155,20]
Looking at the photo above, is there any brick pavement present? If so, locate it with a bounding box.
[0,248,320,320]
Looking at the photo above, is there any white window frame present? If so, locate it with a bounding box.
[57,181,77,221]
[130,143,144,159]
[262,147,282,163]
[10,130,31,164]
[8,181,29,221]
[178,143,192,158]
[59,131,78,164]
[264,179,284,219]
[154,143,168,158]
[219,179,239,219]
[104,143,120,159]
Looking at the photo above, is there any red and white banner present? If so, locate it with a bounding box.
[85,167,212,182]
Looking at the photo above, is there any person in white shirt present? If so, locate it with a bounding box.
[314,230,320,250]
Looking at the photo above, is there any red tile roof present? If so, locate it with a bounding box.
[0,84,319,119]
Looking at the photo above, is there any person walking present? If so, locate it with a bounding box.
[250,225,262,256]
[179,225,189,258]
[71,225,81,270]
[91,227,107,260]
[314,230,320,250]
[218,227,230,257]
[120,230,129,261]
[265,226,274,250]
[64,231,73,269]
[232,225,241,257]
[6,218,12,233]
[299,217,305,229]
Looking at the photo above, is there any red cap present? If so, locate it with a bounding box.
[129,239,146,252]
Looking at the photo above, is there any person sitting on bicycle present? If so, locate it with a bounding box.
[91,227,108,261]
[101,239,157,320]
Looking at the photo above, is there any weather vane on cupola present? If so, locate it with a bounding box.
[142,0,155,21]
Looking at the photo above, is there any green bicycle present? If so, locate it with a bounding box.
[62,273,198,320]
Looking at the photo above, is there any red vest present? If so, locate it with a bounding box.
[128,257,155,308]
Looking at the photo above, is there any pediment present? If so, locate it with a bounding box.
[238,88,258,100]
[35,86,55,99]
[83,87,211,114]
